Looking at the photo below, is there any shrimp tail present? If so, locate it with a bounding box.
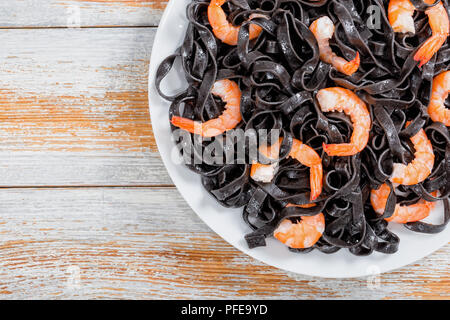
[322,142,358,157]
[342,52,360,76]
[414,34,447,67]
[170,116,198,134]
[310,165,323,201]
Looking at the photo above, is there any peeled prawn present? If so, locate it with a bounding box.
[389,0,450,67]
[371,183,437,223]
[208,0,264,46]
[390,122,434,186]
[415,1,449,67]
[250,137,283,184]
[316,87,371,156]
[274,213,325,249]
[428,70,450,126]
[371,122,436,224]
[170,79,242,137]
[388,0,417,34]
[309,16,360,76]
[250,139,325,248]
[250,138,323,201]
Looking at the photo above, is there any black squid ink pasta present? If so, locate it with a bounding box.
[156,0,450,256]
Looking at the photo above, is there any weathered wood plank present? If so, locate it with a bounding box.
[0,1,168,27]
[0,3,446,300]
[0,187,447,299]
[0,151,170,186]
[0,27,172,186]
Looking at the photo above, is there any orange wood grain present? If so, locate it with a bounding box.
[0,1,169,27]
[67,0,168,10]
[0,188,448,299]
[0,28,157,153]
[0,27,172,186]
[0,4,446,300]
[0,89,155,152]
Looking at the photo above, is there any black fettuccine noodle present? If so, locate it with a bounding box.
[156,0,450,255]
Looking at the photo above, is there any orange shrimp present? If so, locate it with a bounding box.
[390,122,435,185]
[309,16,360,76]
[251,140,325,248]
[250,138,323,201]
[428,70,450,126]
[370,183,437,223]
[208,0,265,46]
[388,0,417,34]
[170,79,242,137]
[250,137,283,184]
[415,1,449,67]
[274,213,325,249]
[388,0,449,67]
[316,87,371,157]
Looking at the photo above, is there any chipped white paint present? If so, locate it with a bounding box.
[0,188,447,299]
[0,28,152,95]
[0,151,171,186]
[0,1,166,27]
[0,28,174,186]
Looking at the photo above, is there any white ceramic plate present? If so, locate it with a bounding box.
[148,0,449,278]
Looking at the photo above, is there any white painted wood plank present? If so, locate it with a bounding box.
[0,187,447,299]
[0,1,167,27]
[0,3,446,300]
[0,27,173,186]
[0,151,170,186]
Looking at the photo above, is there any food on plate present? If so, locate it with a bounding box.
[156,0,450,255]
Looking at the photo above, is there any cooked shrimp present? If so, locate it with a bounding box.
[274,213,325,249]
[170,79,242,137]
[371,183,437,223]
[388,0,449,67]
[250,138,323,201]
[316,87,371,156]
[309,16,360,76]
[208,0,265,46]
[286,203,317,209]
[414,1,449,67]
[289,139,324,201]
[428,70,450,126]
[391,122,434,185]
[251,139,325,248]
[250,138,282,184]
[388,0,417,34]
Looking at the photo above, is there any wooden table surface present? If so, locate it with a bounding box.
[0,0,448,300]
